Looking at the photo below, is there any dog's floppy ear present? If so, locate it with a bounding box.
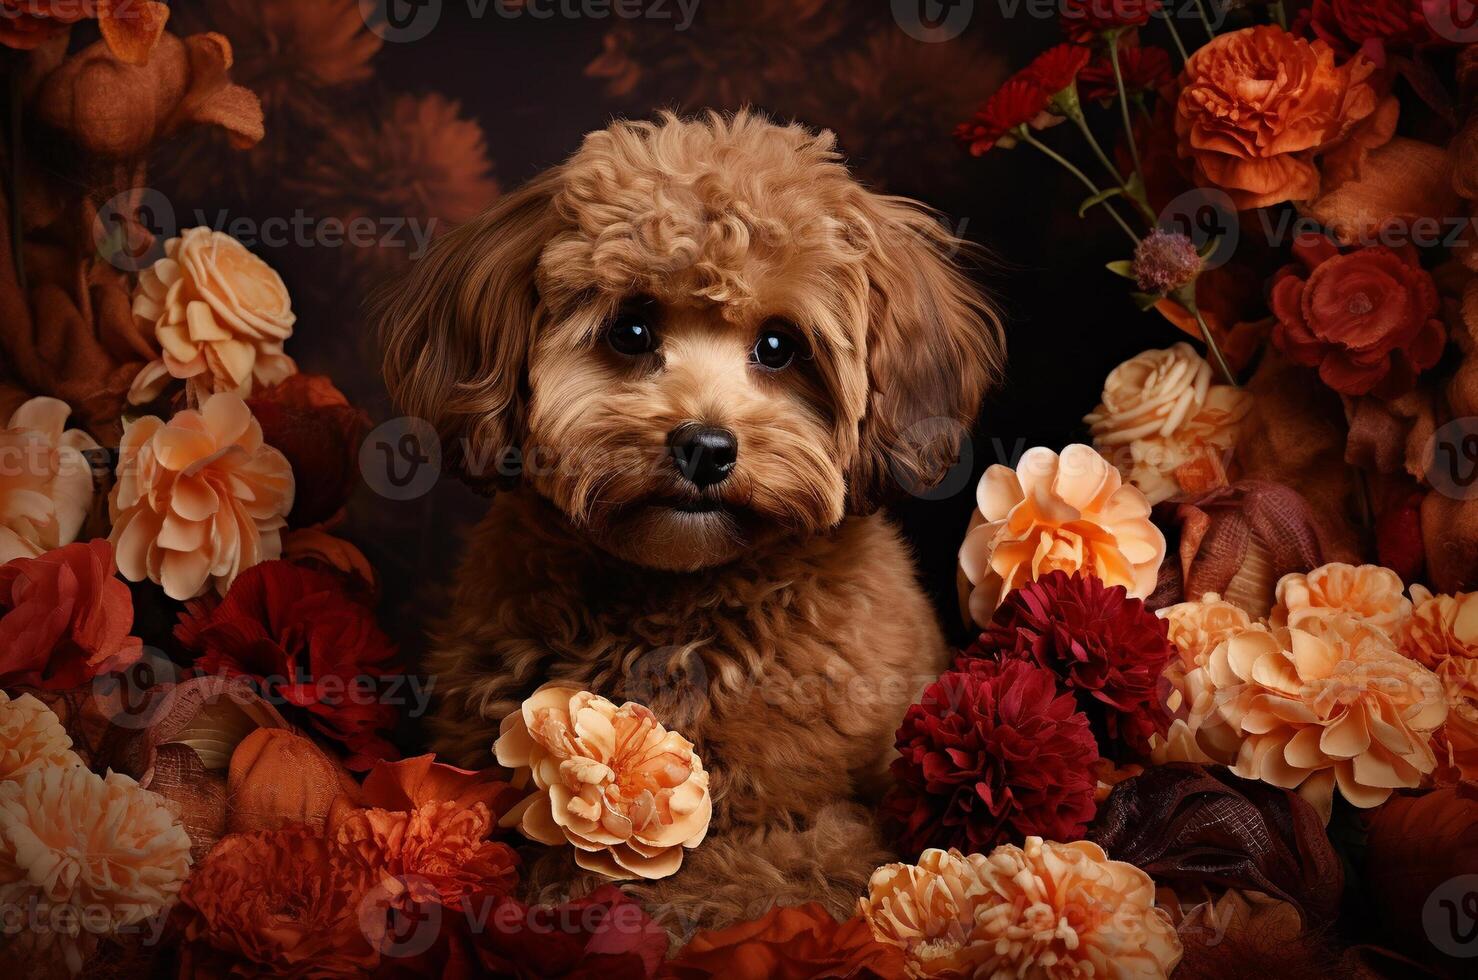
[375,172,561,490]
[846,193,1005,513]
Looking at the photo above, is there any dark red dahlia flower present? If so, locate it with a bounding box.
[882,658,1099,857]
[1060,0,1164,42]
[1303,0,1439,57]
[1024,43,1093,93]
[955,78,1052,156]
[175,560,401,769]
[248,374,370,528]
[1080,42,1173,102]
[964,570,1172,752]
[1270,236,1445,397]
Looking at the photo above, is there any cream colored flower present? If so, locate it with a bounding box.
[861,840,1181,980]
[858,847,993,979]
[1152,594,1254,766]
[958,444,1165,626]
[1203,616,1446,822]
[0,692,82,782]
[0,766,192,977]
[1085,343,1250,505]
[128,227,297,403]
[0,398,99,564]
[108,393,294,600]
[1271,562,1411,638]
[494,684,711,880]
[1401,586,1478,780]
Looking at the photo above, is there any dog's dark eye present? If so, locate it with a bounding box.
[606,314,655,356]
[752,329,800,371]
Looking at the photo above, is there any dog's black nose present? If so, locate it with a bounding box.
[668,424,738,489]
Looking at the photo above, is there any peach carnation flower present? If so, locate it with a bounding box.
[0,691,82,781]
[1272,562,1411,638]
[0,397,99,565]
[1085,343,1250,504]
[0,766,192,977]
[109,393,294,600]
[959,444,1165,625]
[1203,616,1446,821]
[1175,25,1379,209]
[494,684,711,880]
[860,840,1181,980]
[1152,594,1254,766]
[128,228,297,404]
[1401,586,1478,780]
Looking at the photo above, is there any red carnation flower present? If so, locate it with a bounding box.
[883,658,1099,857]
[248,374,370,528]
[1024,43,1093,93]
[955,78,1052,156]
[0,540,142,689]
[1080,42,1173,102]
[1060,0,1164,42]
[175,561,401,769]
[964,570,1172,752]
[1270,236,1445,397]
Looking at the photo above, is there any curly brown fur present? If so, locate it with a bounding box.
[376,110,1002,929]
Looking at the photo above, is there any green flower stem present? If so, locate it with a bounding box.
[1164,14,1191,63]
[1107,39,1144,180]
[1193,0,1217,39]
[1269,2,1288,29]
[1174,284,1238,387]
[1019,129,1141,246]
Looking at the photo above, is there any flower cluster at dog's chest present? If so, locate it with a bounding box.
[496,684,712,880]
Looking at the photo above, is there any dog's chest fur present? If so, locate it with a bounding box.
[426,491,949,830]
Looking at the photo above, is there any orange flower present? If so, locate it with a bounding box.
[109,393,294,600]
[1152,594,1253,766]
[1204,616,1446,821]
[1175,26,1379,208]
[0,397,100,565]
[1271,562,1411,638]
[176,825,380,979]
[334,801,518,912]
[664,903,908,980]
[958,444,1165,625]
[0,766,192,977]
[0,690,81,781]
[1401,586,1478,780]
[860,841,1181,979]
[327,754,524,912]
[128,228,297,404]
[495,684,712,880]
[0,1,169,65]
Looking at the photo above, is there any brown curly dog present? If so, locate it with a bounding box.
[376,110,1002,934]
